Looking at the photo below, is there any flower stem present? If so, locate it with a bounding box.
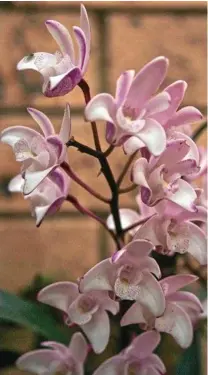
[192,121,207,141]
[66,194,121,249]
[119,183,137,195]
[78,78,102,152]
[117,152,137,187]
[104,144,115,157]
[122,214,155,234]
[61,161,110,204]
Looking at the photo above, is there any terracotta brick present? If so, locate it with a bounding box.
[0,11,99,109]
[108,14,206,107]
[0,217,99,292]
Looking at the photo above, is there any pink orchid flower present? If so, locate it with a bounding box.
[38,281,119,354]
[134,200,207,264]
[1,104,71,195]
[80,240,165,317]
[85,56,169,156]
[121,274,202,349]
[93,331,165,375]
[132,138,200,212]
[8,168,70,227]
[124,79,202,155]
[17,5,90,97]
[17,332,88,375]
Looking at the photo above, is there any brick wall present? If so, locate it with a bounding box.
[0,0,206,290]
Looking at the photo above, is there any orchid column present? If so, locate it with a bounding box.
[0,4,207,375]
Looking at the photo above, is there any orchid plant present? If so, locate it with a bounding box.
[0,4,207,375]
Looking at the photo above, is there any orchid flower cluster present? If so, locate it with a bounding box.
[1,5,207,375]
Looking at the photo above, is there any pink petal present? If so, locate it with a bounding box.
[151,139,190,170]
[41,341,67,353]
[79,259,115,293]
[1,126,41,148]
[8,174,24,193]
[35,196,65,227]
[69,332,88,364]
[112,239,154,265]
[17,52,56,72]
[47,135,66,161]
[128,331,161,360]
[167,106,203,129]
[160,274,198,296]
[123,136,145,155]
[153,80,187,125]
[176,205,207,223]
[68,297,99,325]
[95,291,119,315]
[164,159,200,179]
[121,302,146,326]
[59,103,71,143]
[85,93,116,123]
[115,70,135,107]
[125,56,169,109]
[107,209,140,235]
[80,4,90,74]
[167,291,203,314]
[140,257,161,279]
[23,165,58,195]
[132,157,149,187]
[16,349,59,373]
[37,281,79,313]
[27,108,55,137]
[155,301,193,348]
[45,20,75,61]
[73,26,87,71]
[145,92,171,116]
[185,222,207,265]
[137,118,166,156]
[169,178,197,212]
[140,353,166,373]
[92,356,123,375]
[137,271,165,316]
[171,131,199,164]
[50,168,70,196]
[82,309,110,354]
[134,215,164,249]
[47,68,82,95]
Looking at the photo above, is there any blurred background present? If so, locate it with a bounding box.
[0,1,206,374]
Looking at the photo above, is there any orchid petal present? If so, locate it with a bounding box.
[73,26,86,71]
[137,118,166,156]
[1,126,41,148]
[172,131,200,164]
[35,197,65,227]
[145,92,171,116]
[160,274,198,297]
[27,108,55,137]
[112,239,154,265]
[151,139,190,170]
[153,80,187,125]
[17,52,56,73]
[47,67,82,94]
[168,291,203,313]
[50,168,70,196]
[79,259,115,293]
[132,157,149,187]
[167,106,203,129]
[169,178,197,212]
[59,104,71,143]
[140,353,166,373]
[45,20,75,61]
[107,209,140,235]
[37,281,79,313]
[155,301,193,348]
[125,56,169,109]
[16,349,59,374]
[115,70,135,107]
[137,271,165,316]
[82,309,110,354]
[68,297,99,325]
[140,257,161,279]
[8,174,24,193]
[80,4,90,74]
[85,93,116,123]
[41,341,67,353]
[23,165,58,195]
[185,222,207,265]
[134,215,163,248]
[123,136,145,155]
[69,332,88,364]
[121,302,146,326]
[128,331,161,360]
[93,356,123,375]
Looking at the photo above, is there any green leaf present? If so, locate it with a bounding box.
[0,289,69,344]
[176,332,201,375]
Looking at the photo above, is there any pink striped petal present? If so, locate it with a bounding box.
[125,56,169,109]
[27,108,55,137]
[37,281,79,313]
[45,20,75,61]
[160,274,198,296]
[155,301,193,348]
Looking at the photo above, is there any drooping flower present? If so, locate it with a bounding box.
[38,281,119,354]
[80,240,165,317]
[132,138,200,212]
[121,274,202,349]
[9,168,70,227]
[123,79,202,155]
[17,5,90,97]
[17,332,88,375]
[85,56,169,156]
[134,200,207,264]
[93,331,165,375]
[1,104,71,195]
